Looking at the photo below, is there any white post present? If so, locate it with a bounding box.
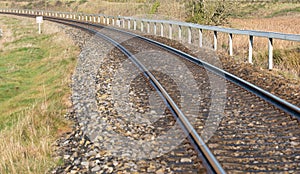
[179,25,182,41]
[141,21,144,32]
[134,20,137,30]
[154,22,157,35]
[147,22,150,33]
[112,18,115,26]
[229,33,233,56]
[214,31,217,51]
[268,38,273,70]
[36,16,43,34]
[199,29,203,47]
[169,24,172,39]
[160,23,164,37]
[249,35,253,64]
[188,27,192,44]
[128,20,131,29]
[38,23,41,34]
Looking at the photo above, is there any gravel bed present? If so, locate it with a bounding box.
[51,25,205,173]
[90,27,300,172]
[51,22,300,173]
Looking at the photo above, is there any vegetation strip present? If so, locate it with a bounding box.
[0,15,79,173]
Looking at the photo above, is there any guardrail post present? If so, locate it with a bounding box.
[102,16,105,24]
[112,17,115,26]
[199,29,203,47]
[154,22,157,35]
[249,35,253,64]
[98,16,100,23]
[160,23,164,37]
[268,38,273,70]
[147,22,150,33]
[128,19,131,29]
[134,20,137,30]
[179,25,182,41]
[214,31,218,51]
[93,16,96,23]
[122,19,125,28]
[107,17,110,25]
[229,33,233,56]
[141,21,144,32]
[169,24,172,39]
[188,27,192,44]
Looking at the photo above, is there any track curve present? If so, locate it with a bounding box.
[1,12,299,173]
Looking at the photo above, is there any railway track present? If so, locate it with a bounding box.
[1,12,300,173]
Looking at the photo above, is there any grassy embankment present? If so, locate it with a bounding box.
[0,15,78,173]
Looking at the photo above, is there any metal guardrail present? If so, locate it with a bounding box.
[1,8,299,70]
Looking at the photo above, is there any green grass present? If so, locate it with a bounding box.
[229,2,300,18]
[0,15,78,173]
[267,6,300,17]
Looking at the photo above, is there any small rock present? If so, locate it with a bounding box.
[70,170,77,174]
[63,155,70,159]
[91,165,101,172]
[113,160,118,166]
[81,161,89,168]
[291,141,299,146]
[156,168,165,174]
[180,158,192,163]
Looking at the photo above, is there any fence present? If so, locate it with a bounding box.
[0,8,299,70]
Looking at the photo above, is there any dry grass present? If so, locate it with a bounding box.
[221,16,300,78]
[0,15,78,173]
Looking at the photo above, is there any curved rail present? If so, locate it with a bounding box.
[81,19,300,119]
[1,12,300,173]
[44,17,226,173]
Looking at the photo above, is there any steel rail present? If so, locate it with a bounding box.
[44,14,299,173]
[41,17,226,173]
[89,24,300,119]
[2,12,300,172]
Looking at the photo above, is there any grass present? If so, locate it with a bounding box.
[229,2,300,19]
[224,13,300,79]
[0,15,78,173]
